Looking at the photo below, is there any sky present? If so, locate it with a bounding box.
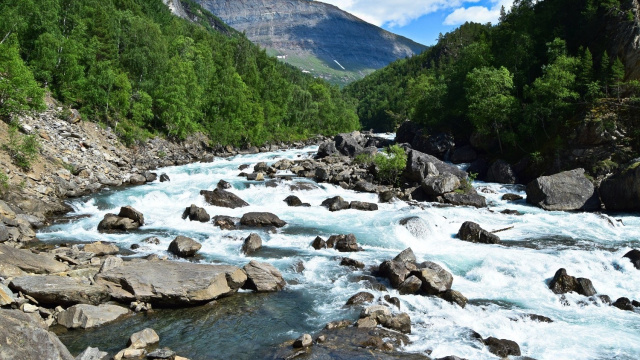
[317,0,515,46]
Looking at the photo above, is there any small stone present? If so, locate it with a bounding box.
[128,328,160,349]
[242,233,262,254]
[345,292,375,306]
[293,333,313,348]
[21,303,39,313]
[311,236,326,250]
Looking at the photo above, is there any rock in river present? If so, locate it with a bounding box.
[200,188,249,208]
[168,236,202,257]
[95,260,246,306]
[242,260,286,292]
[548,268,597,297]
[240,212,286,228]
[623,249,640,269]
[181,204,210,222]
[242,233,262,254]
[56,304,130,329]
[526,168,600,211]
[456,222,500,244]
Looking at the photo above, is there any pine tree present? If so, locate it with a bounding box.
[611,57,625,100]
[600,51,611,96]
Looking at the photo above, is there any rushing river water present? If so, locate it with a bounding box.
[38,144,640,360]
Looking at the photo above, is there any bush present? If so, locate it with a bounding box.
[3,123,41,171]
[374,145,407,185]
[0,171,8,192]
[354,152,375,166]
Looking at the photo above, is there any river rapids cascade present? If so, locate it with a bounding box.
[38,142,640,360]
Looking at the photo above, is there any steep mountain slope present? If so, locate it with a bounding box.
[190,0,427,85]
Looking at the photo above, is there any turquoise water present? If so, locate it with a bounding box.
[40,145,640,359]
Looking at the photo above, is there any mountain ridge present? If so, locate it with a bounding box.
[187,0,427,85]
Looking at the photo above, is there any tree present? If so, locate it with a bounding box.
[611,57,625,100]
[407,73,447,128]
[0,35,44,118]
[525,40,579,139]
[466,66,518,153]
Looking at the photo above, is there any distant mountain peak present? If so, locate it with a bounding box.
[189,0,427,85]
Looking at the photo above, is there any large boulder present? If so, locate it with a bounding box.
[456,222,500,244]
[56,304,130,329]
[240,212,286,228]
[599,164,640,212]
[422,174,461,196]
[412,262,453,295]
[623,249,640,269]
[486,160,517,184]
[242,260,286,292]
[334,132,364,157]
[0,243,68,274]
[9,276,110,306]
[443,192,487,208]
[548,268,597,296]
[0,309,75,360]
[404,150,466,183]
[317,141,337,158]
[397,275,422,295]
[200,188,249,209]
[321,196,350,211]
[526,169,600,211]
[95,260,246,306]
[168,236,202,257]
[181,204,210,222]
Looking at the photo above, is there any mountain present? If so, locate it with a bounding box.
[187,0,427,85]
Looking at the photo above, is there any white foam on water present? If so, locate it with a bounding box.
[38,144,640,360]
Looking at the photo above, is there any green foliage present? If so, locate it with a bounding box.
[0,0,358,146]
[0,35,45,118]
[0,171,8,192]
[3,123,41,171]
[466,66,518,152]
[345,0,635,159]
[354,153,374,166]
[373,145,407,186]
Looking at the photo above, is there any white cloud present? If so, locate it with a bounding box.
[444,0,514,26]
[317,0,482,27]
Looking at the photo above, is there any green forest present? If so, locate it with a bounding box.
[344,0,640,159]
[0,0,359,146]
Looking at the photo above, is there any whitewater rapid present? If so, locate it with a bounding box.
[38,145,640,360]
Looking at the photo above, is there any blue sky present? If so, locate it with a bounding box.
[318,0,514,45]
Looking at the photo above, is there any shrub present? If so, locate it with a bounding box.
[3,123,41,171]
[0,171,8,192]
[374,144,407,186]
[354,152,375,166]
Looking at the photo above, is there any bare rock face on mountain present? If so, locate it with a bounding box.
[189,0,426,84]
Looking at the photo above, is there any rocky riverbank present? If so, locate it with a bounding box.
[0,100,326,247]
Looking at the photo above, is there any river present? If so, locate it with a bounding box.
[38,144,640,360]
